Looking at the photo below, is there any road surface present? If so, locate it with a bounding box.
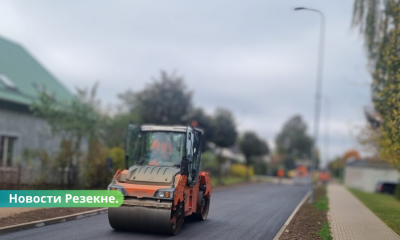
[2,183,309,240]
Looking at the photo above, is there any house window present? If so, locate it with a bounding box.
[0,136,17,167]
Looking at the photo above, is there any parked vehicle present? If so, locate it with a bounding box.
[375,181,398,195]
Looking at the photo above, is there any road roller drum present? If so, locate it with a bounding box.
[108,206,172,233]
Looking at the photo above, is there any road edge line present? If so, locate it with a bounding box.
[273,190,311,240]
[0,208,108,235]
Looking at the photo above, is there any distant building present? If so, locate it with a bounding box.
[295,159,312,168]
[344,160,400,193]
[206,142,244,173]
[0,36,74,184]
[206,142,270,175]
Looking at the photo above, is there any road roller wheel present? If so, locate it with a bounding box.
[171,202,184,235]
[192,193,210,221]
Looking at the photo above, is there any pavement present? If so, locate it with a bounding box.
[328,184,400,240]
[1,183,309,240]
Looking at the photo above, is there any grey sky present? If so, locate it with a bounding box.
[0,0,372,166]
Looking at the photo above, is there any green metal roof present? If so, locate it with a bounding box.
[0,36,74,107]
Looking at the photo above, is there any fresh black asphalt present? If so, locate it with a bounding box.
[2,183,309,240]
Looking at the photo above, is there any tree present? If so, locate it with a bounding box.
[31,83,102,187]
[275,115,313,159]
[353,0,400,172]
[212,108,237,148]
[358,109,382,157]
[239,131,269,181]
[118,71,193,125]
[328,157,343,178]
[211,108,238,183]
[187,107,215,151]
[343,149,361,161]
[102,113,134,149]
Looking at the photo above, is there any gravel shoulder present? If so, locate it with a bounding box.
[279,186,331,240]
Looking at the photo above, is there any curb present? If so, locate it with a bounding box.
[0,208,108,235]
[273,190,311,240]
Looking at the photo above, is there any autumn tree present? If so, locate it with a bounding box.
[353,0,400,170]
[343,149,361,162]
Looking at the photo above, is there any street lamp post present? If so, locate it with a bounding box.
[322,95,330,169]
[294,7,325,203]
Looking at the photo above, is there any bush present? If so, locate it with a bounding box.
[230,163,254,178]
[253,161,267,175]
[84,140,112,189]
[108,147,126,171]
[395,183,400,201]
[200,151,218,175]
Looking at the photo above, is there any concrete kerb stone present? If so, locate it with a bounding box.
[273,190,311,240]
[0,208,108,235]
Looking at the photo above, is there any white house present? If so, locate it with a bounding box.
[344,160,400,193]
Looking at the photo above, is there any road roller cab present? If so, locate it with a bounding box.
[108,124,211,235]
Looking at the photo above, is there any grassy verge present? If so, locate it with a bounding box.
[280,186,332,240]
[314,195,329,211]
[318,222,331,240]
[314,193,331,240]
[210,175,270,187]
[211,176,248,187]
[349,188,400,235]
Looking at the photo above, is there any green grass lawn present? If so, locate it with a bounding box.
[211,176,247,187]
[349,188,400,235]
[210,175,271,187]
[314,187,332,240]
[314,195,329,211]
[318,222,332,240]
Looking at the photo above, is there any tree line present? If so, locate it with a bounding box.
[352,0,400,199]
[31,71,280,188]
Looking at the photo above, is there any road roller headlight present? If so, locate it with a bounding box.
[155,188,174,199]
[108,184,127,196]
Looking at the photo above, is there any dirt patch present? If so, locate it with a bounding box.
[0,208,101,228]
[280,186,329,240]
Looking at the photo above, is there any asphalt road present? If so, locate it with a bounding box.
[2,183,309,240]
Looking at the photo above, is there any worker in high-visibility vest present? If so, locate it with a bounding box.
[277,168,284,184]
[319,171,330,185]
[148,137,173,166]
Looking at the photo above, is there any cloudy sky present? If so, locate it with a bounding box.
[0,0,372,166]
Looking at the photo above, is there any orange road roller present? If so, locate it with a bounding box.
[108,124,212,235]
